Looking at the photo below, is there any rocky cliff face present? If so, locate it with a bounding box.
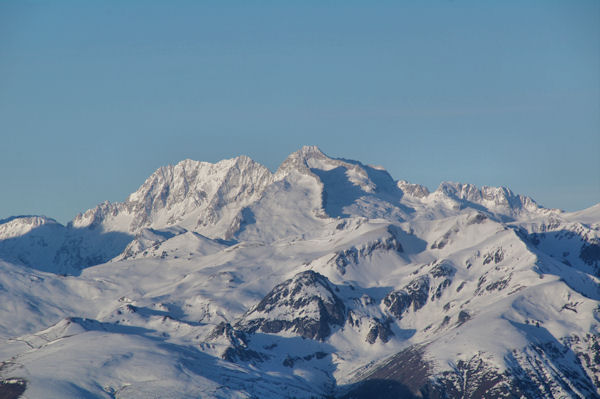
[434,181,542,217]
[72,156,274,237]
[237,271,345,341]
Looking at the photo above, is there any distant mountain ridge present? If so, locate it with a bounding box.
[0,146,551,275]
[0,146,598,398]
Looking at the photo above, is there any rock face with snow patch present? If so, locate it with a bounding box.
[329,226,404,274]
[383,276,430,319]
[435,181,542,217]
[237,270,345,341]
[345,341,600,399]
[206,322,263,362]
[72,156,274,238]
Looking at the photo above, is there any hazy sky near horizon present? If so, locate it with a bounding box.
[1,1,599,223]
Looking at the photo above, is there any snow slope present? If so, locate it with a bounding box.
[0,146,598,398]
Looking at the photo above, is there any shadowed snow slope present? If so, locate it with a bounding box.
[0,146,599,398]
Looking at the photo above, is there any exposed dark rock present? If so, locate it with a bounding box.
[0,378,26,399]
[475,272,511,295]
[483,248,504,265]
[430,213,486,250]
[330,227,404,274]
[332,247,359,274]
[206,322,263,362]
[467,212,488,225]
[237,271,345,341]
[221,346,264,363]
[430,262,456,278]
[304,351,328,361]
[383,276,430,319]
[475,274,488,295]
[340,348,568,399]
[440,315,451,328]
[430,227,458,250]
[207,321,247,343]
[431,278,452,300]
[347,310,360,328]
[438,354,527,399]
[283,351,330,368]
[457,310,471,325]
[581,242,600,266]
[506,335,600,399]
[282,355,295,368]
[383,290,411,319]
[485,276,511,292]
[365,318,394,344]
[340,346,433,399]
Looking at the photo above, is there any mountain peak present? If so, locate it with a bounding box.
[0,215,61,240]
[397,180,430,198]
[276,145,331,175]
[435,181,540,214]
[237,270,346,341]
[70,155,273,236]
[298,145,325,157]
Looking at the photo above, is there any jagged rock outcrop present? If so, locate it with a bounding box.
[435,182,542,217]
[397,180,430,198]
[237,270,345,341]
[383,276,430,319]
[343,345,600,399]
[329,225,404,274]
[72,156,274,237]
[365,318,394,344]
[206,322,263,362]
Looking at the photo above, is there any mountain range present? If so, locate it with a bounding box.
[1,146,599,398]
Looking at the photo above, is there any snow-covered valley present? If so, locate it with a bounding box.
[1,146,599,398]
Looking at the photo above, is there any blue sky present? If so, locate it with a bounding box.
[1,1,599,223]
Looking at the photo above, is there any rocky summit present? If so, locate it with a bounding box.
[0,146,599,398]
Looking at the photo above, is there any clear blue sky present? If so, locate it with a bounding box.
[1,1,599,223]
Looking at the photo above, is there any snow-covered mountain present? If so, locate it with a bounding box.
[1,146,599,398]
